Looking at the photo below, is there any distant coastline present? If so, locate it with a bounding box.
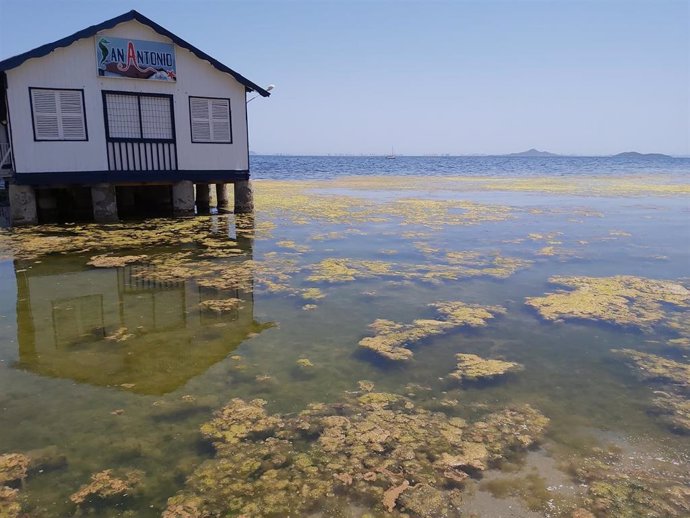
[503,148,559,157]
[611,151,673,159]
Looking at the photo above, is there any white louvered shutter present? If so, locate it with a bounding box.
[190,97,211,142]
[31,89,86,140]
[58,90,86,140]
[210,99,231,142]
[190,98,231,143]
[31,90,60,140]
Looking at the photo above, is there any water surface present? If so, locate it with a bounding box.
[0,164,689,517]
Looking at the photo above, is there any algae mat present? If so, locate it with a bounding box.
[0,174,689,517]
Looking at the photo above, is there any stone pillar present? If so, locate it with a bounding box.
[172,181,195,216]
[9,184,38,225]
[91,184,118,223]
[234,180,254,214]
[216,183,231,213]
[195,183,211,213]
[209,184,218,210]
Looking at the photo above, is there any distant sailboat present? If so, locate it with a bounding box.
[386,147,396,159]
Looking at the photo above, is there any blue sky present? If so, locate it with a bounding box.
[1,0,688,156]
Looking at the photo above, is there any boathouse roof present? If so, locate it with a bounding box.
[0,9,271,97]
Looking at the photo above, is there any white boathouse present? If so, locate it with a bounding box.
[0,10,270,225]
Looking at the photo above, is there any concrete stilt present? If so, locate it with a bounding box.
[172,181,195,216]
[91,184,118,222]
[234,180,254,214]
[9,184,38,225]
[195,183,211,213]
[216,183,231,213]
[209,184,218,210]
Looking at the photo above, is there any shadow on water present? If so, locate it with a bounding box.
[0,216,283,517]
[12,243,264,396]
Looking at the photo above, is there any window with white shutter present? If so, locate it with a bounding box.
[189,97,232,143]
[30,88,87,141]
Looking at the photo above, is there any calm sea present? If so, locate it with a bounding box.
[1,156,688,517]
[250,154,690,179]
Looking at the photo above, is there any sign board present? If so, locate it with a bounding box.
[96,36,176,81]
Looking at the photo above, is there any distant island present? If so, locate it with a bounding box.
[612,151,672,159]
[504,148,559,157]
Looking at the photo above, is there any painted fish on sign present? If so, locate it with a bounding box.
[96,36,176,81]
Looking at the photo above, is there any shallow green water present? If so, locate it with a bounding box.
[0,179,688,517]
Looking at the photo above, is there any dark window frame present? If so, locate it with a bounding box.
[29,87,89,142]
[102,90,176,143]
[188,95,233,144]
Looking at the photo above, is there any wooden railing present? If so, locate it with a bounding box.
[106,141,177,172]
[0,142,12,175]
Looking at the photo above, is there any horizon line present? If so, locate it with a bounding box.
[249,152,688,158]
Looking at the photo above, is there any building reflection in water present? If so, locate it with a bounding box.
[14,217,266,395]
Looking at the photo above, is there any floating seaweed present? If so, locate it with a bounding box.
[526,275,690,330]
[316,175,690,197]
[198,298,243,313]
[87,254,148,268]
[307,253,532,285]
[275,240,311,253]
[308,258,394,283]
[359,302,505,361]
[164,388,549,517]
[449,353,523,382]
[301,287,325,300]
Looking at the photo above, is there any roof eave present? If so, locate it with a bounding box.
[0,9,270,97]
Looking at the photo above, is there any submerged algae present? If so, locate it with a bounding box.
[104,327,134,342]
[164,388,549,517]
[449,354,523,382]
[651,393,690,434]
[567,448,690,517]
[296,358,315,369]
[526,275,690,330]
[69,469,143,506]
[0,454,29,486]
[0,485,21,518]
[613,349,690,433]
[359,302,505,361]
[613,349,689,391]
